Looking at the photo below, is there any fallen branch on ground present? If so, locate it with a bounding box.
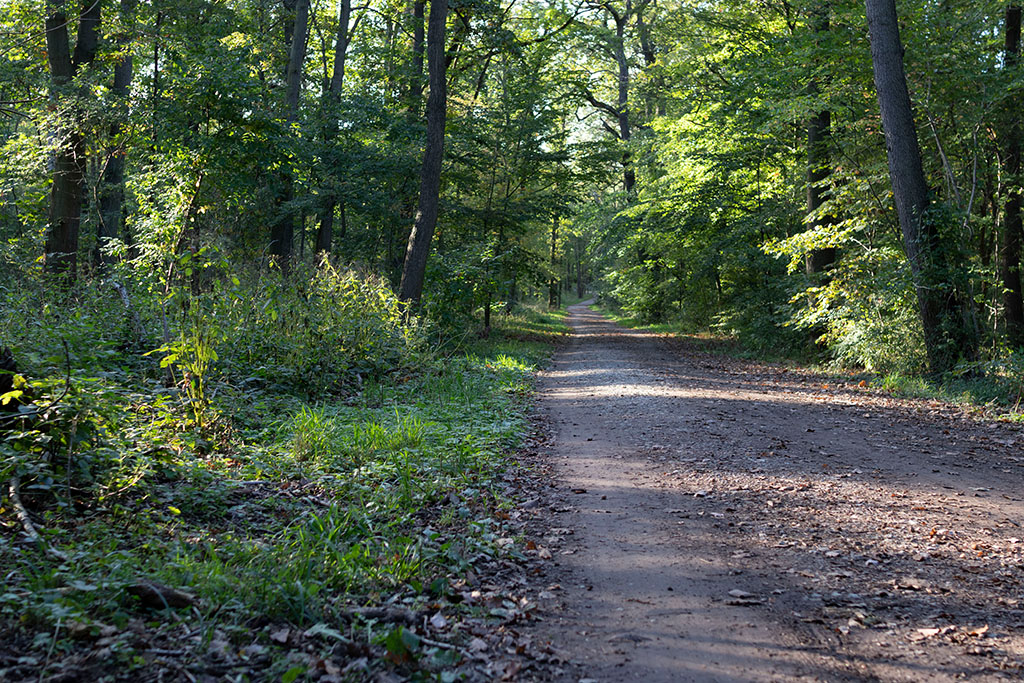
[8,474,69,561]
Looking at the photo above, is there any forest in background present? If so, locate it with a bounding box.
[2,0,1023,380]
[1,0,1024,678]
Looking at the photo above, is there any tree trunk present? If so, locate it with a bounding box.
[270,0,310,267]
[635,3,664,118]
[804,107,836,273]
[549,216,559,308]
[805,7,835,274]
[613,12,634,194]
[575,237,584,298]
[151,10,162,152]
[316,0,355,256]
[44,0,102,280]
[865,0,976,373]
[1002,4,1023,347]
[97,0,135,269]
[399,0,448,305]
[408,0,426,111]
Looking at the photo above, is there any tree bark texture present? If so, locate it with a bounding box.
[865,0,976,373]
[270,0,310,266]
[613,11,634,193]
[805,7,835,275]
[44,0,101,279]
[635,3,664,118]
[805,109,835,273]
[549,216,559,308]
[1002,4,1023,347]
[409,0,426,111]
[97,0,135,268]
[316,0,355,255]
[399,0,448,305]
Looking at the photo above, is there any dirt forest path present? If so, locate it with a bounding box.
[525,301,1024,682]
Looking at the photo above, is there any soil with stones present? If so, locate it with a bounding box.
[519,301,1024,682]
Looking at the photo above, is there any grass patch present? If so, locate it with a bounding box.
[0,301,564,681]
[874,364,1024,419]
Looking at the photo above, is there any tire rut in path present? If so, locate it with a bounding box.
[527,302,1024,682]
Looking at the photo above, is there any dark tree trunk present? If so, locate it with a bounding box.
[548,216,559,308]
[44,0,101,279]
[151,11,162,152]
[315,203,333,256]
[97,0,135,268]
[270,0,310,267]
[865,0,976,373]
[805,107,836,273]
[399,0,448,305]
[805,7,835,274]
[316,0,355,256]
[575,237,584,298]
[1002,5,1024,347]
[635,3,664,118]
[409,0,426,111]
[613,12,634,194]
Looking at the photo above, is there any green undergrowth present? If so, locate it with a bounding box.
[592,302,1024,419]
[0,268,568,680]
[874,359,1024,420]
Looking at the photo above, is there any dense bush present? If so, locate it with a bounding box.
[0,260,427,512]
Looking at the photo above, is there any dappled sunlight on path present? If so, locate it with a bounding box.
[527,303,1024,682]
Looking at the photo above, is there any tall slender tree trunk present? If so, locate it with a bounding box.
[805,6,835,274]
[576,246,584,299]
[865,0,976,373]
[549,216,559,308]
[270,0,310,267]
[399,0,448,305]
[613,12,634,194]
[44,0,102,280]
[635,2,664,119]
[97,0,135,268]
[408,0,426,111]
[1002,5,1024,347]
[804,109,835,273]
[316,0,355,256]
